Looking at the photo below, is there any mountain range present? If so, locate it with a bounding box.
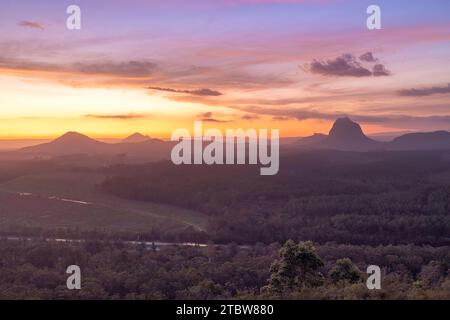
[297,117,450,151]
[121,133,151,143]
[18,132,172,161]
[11,118,450,160]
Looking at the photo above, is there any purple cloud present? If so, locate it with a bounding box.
[359,52,377,63]
[85,113,150,120]
[373,64,391,76]
[305,53,391,77]
[74,61,156,77]
[18,20,45,30]
[148,86,223,96]
[398,83,450,97]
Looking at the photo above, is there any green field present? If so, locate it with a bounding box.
[0,171,208,235]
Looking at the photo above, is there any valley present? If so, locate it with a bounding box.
[0,170,208,240]
[0,118,448,299]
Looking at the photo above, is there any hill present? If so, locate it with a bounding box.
[17,131,173,161]
[296,118,450,152]
[121,133,151,143]
[20,132,109,155]
[389,131,450,150]
[297,117,382,151]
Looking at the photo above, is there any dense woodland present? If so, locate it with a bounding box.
[102,150,450,245]
[0,150,449,299]
[0,239,448,299]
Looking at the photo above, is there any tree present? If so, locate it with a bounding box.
[267,240,324,293]
[417,261,447,288]
[330,258,362,284]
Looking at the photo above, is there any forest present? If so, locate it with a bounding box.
[0,239,448,299]
[102,150,450,245]
[0,149,449,299]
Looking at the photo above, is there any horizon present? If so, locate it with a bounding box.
[0,116,449,151]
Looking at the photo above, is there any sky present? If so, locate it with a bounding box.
[0,0,449,139]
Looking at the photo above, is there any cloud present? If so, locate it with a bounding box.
[197,112,232,123]
[18,21,45,30]
[306,54,372,77]
[304,53,391,77]
[241,114,261,120]
[197,111,260,122]
[0,37,295,91]
[148,86,223,96]
[372,64,391,76]
[199,112,215,118]
[234,105,340,121]
[74,61,156,77]
[233,105,450,130]
[272,116,291,121]
[0,54,157,79]
[359,52,377,63]
[397,83,450,97]
[84,113,150,120]
[0,49,286,92]
[201,118,231,123]
[360,114,450,130]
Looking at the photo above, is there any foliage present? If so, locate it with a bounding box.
[330,258,362,284]
[102,151,450,246]
[0,240,448,300]
[267,241,324,293]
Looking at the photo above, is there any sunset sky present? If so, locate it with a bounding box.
[0,0,449,139]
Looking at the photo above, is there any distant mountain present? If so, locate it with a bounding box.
[20,132,108,155]
[321,117,382,151]
[0,139,51,150]
[297,133,327,146]
[18,131,173,161]
[329,117,367,140]
[293,117,450,152]
[15,120,450,159]
[389,131,450,150]
[368,130,413,142]
[301,117,382,151]
[121,133,150,143]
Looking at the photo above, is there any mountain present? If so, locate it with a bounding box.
[368,130,413,142]
[328,117,368,140]
[311,117,382,151]
[0,139,51,150]
[20,132,109,155]
[321,117,382,151]
[389,131,450,150]
[121,133,150,143]
[14,120,450,159]
[293,117,450,152]
[297,133,327,146]
[18,131,173,161]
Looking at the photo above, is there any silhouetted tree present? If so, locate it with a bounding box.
[330,258,362,284]
[267,240,324,293]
